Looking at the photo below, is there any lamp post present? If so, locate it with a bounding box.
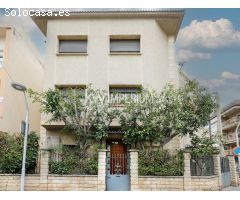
[235,120,240,174]
[11,82,29,191]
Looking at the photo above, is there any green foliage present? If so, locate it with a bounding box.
[120,80,217,147]
[187,133,220,157]
[49,145,98,175]
[120,88,163,147]
[28,86,118,155]
[138,149,184,176]
[0,131,39,174]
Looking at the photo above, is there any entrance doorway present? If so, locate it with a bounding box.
[106,140,130,191]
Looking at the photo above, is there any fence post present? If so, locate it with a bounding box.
[212,153,222,190]
[228,155,239,186]
[129,149,139,191]
[39,149,49,191]
[97,149,107,191]
[183,152,192,191]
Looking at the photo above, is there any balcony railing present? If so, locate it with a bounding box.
[223,132,240,144]
[222,116,240,129]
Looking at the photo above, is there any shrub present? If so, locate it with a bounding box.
[49,146,98,175]
[0,131,39,174]
[138,149,184,176]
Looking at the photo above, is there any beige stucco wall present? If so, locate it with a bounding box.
[43,18,177,91]
[40,17,180,149]
[0,27,43,134]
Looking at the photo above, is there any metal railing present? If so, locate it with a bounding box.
[108,153,128,175]
[190,156,214,176]
[222,116,239,129]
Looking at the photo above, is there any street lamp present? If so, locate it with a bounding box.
[235,120,240,174]
[11,82,29,191]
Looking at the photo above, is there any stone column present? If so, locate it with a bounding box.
[212,154,222,190]
[183,152,192,191]
[129,149,139,191]
[97,149,107,191]
[39,149,49,190]
[228,155,239,186]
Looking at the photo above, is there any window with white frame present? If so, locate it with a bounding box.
[55,85,86,99]
[109,86,141,105]
[58,36,88,53]
[110,35,140,53]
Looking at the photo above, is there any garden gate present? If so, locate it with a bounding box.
[106,141,130,191]
[220,157,231,188]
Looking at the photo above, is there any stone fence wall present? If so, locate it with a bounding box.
[138,176,184,191]
[0,150,239,191]
[0,174,98,191]
[138,175,220,191]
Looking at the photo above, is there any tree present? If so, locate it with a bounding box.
[119,80,217,148]
[186,132,220,157]
[28,86,118,156]
[119,88,164,148]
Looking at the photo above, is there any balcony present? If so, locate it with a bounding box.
[222,116,240,130]
[223,132,238,144]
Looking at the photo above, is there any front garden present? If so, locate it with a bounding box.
[0,80,219,176]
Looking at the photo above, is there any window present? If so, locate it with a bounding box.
[110,35,140,53]
[55,85,86,98]
[58,36,88,53]
[109,86,141,104]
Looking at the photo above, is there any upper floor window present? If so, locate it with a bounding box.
[55,85,86,98]
[110,35,140,53]
[109,86,141,105]
[58,36,87,53]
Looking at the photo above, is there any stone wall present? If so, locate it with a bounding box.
[47,175,98,191]
[138,175,220,191]
[138,176,184,191]
[0,174,98,191]
[191,176,220,191]
[0,175,40,191]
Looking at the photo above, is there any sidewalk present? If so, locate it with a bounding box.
[222,186,240,191]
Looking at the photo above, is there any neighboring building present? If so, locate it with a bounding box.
[221,100,240,152]
[0,26,43,134]
[32,8,184,152]
[207,99,240,155]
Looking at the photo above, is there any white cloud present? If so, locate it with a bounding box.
[199,79,225,88]
[177,18,240,50]
[221,71,240,80]
[199,71,240,89]
[177,49,211,62]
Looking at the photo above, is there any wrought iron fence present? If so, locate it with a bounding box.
[190,156,214,176]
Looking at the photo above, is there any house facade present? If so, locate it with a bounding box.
[221,100,240,154]
[32,8,184,151]
[0,26,43,134]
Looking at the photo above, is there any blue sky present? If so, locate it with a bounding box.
[177,9,240,106]
[0,8,239,106]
